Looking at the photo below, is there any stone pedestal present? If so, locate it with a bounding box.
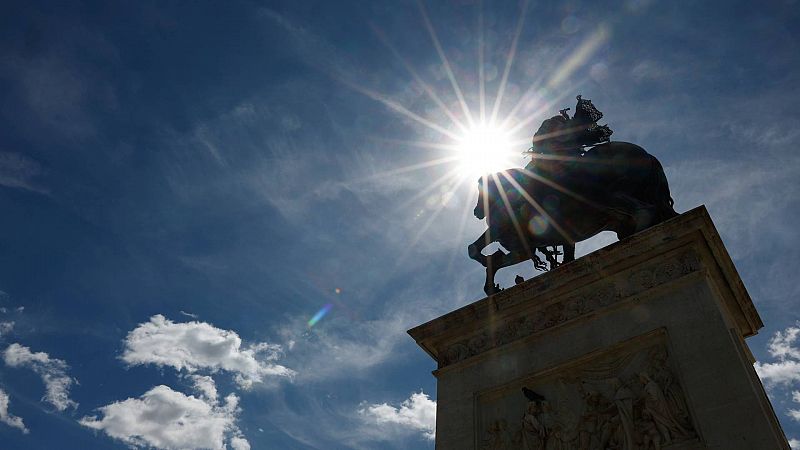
[408,206,790,449]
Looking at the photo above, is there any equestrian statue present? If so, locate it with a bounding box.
[468,96,678,295]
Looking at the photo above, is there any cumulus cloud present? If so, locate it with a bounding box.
[790,390,800,423]
[791,437,800,449]
[769,327,800,361]
[755,360,800,387]
[190,375,218,402]
[121,315,294,389]
[3,343,77,411]
[754,323,800,431]
[230,436,251,450]
[755,323,800,386]
[360,391,436,440]
[0,388,28,434]
[80,383,248,450]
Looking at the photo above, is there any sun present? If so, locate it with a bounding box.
[454,123,519,177]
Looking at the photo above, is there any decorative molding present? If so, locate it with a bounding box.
[439,251,702,367]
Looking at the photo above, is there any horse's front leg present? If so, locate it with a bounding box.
[484,250,528,296]
[468,231,491,267]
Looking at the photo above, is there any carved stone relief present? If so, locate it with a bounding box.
[439,251,701,368]
[478,341,696,450]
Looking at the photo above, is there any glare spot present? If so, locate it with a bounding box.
[455,124,517,177]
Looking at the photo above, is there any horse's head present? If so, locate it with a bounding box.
[474,176,486,220]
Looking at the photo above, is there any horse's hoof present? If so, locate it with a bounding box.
[484,283,502,296]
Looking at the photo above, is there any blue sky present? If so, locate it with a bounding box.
[1,0,799,448]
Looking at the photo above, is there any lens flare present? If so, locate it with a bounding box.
[528,215,549,235]
[308,303,333,327]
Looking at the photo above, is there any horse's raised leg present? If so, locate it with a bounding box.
[484,250,529,296]
[468,231,490,267]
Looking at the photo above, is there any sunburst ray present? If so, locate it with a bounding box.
[498,170,574,244]
[417,0,475,127]
[398,167,464,213]
[370,23,468,133]
[333,74,460,141]
[447,182,481,274]
[491,172,535,260]
[489,0,531,126]
[547,24,610,89]
[478,0,486,124]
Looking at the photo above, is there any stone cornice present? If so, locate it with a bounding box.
[408,206,762,369]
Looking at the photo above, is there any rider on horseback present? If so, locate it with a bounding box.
[520,96,615,265]
[526,95,614,170]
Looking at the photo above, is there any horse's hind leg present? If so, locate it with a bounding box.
[484,250,528,296]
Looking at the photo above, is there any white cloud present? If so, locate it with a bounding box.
[0,321,13,337]
[755,323,800,387]
[790,390,800,423]
[121,315,294,389]
[360,391,436,440]
[190,375,218,402]
[180,310,199,319]
[80,384,248,450]
[3,343,77,411]
[791,437,800,449]
[230,436,251,450]
[768,326,800,361]
[756,360,800,387]
[0,388,28,434]
[754,324,800,430]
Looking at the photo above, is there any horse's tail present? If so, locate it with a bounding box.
[646,155,678,223]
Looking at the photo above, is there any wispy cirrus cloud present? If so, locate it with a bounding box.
[0,151,48,194]
[3,343,78,411]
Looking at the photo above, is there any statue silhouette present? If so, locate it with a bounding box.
[468,96,677,295]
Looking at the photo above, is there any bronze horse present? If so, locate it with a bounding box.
[467,100,677,295]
